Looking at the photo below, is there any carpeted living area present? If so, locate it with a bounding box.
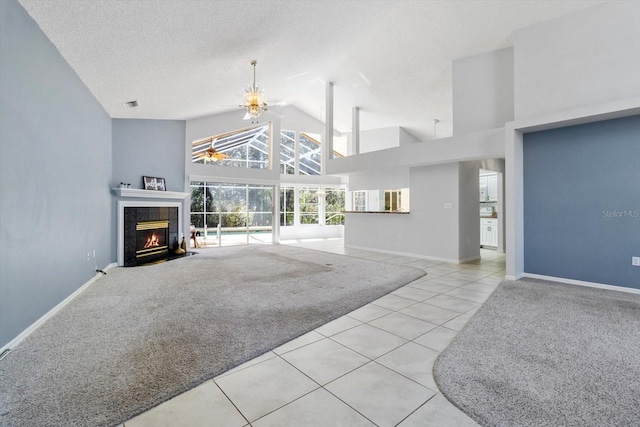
[434,278,640,427]
[0,245,425,427]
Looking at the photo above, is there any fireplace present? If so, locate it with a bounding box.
[122,206,179,266]
[136,220,169,263]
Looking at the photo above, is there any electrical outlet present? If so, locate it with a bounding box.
[86,251,90,261]
[632,257,640,267]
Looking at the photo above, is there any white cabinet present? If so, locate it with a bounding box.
[479,176,488,201]
[480,218,498,247]
[480,173,498,202]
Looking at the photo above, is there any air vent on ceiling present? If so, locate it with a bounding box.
[123,100,139,108]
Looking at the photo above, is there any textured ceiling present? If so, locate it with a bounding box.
[19,0,603,141]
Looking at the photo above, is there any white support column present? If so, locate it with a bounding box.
[273,184,280,244]
[352,106,360,155]
[323,82,334,175]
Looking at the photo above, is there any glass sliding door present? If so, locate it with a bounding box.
[190,181,273,247]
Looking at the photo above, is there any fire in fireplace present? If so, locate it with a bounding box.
[143,233,161,248]
[136,220,169,262]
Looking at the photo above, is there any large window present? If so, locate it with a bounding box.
[279,186,345,227]
[192,124,270,169]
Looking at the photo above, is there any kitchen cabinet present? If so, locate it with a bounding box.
[479,176,488,201]
[480,218,498,247]
[479,173,498,202]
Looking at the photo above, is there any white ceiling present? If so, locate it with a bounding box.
[19,0,603,141]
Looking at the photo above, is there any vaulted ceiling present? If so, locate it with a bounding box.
[19,0,602,141]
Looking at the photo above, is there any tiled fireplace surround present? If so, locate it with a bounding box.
[123,206,179,266]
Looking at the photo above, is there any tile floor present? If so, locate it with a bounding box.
[123,239,505,427]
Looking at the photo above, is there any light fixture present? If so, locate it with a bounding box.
[241,60,267,120]
[123,100,139,108]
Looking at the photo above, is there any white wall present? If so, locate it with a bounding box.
[351,126,420,154]
[348,167,410,191]
[345,163,462,262]
[359,127,400,153]
[453,47,514,135]
[513,1,640,120]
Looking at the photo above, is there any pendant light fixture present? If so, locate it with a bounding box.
[241,60,268,120]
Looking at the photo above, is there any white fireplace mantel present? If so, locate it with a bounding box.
[111,188,189,200]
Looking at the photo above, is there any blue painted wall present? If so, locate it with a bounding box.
[524,115,640,289]
[112,119,186,193]
[111,119,186,259]
[0,0,113,347]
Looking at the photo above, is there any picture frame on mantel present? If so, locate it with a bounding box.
[142,176,166,191]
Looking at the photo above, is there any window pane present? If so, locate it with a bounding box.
[299,188,319,224]
[191,213,204,228]
[190,185,205,212]
[280,187,294,226]
[299,133,321,175]
[280,130,295,175]
[325,188,345,225]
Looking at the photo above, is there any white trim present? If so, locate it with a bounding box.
[0,263,117,355]
[344,244,474,264]
[111,188,189,199]
[117,201,184,266]
[505,273,525,281]
[522,273,640,295]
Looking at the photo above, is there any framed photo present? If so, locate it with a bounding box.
[143,176,166,191]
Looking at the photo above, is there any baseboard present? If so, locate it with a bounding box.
[522,273,640,295]
[344,244,472,264]
[0,262,117,355]
[505,273,525,281]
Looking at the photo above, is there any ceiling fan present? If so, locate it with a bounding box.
[202,147,229,162]
[193,139,230,163]
[240,60,268,120]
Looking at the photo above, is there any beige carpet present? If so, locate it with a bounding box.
[0,245,425,427]
[434,279,640,427]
